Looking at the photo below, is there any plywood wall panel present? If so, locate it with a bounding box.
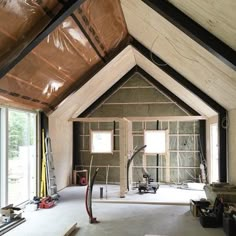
[229,109,236,184]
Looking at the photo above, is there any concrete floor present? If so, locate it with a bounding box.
[93,184,206,204]
[4,185,225,236]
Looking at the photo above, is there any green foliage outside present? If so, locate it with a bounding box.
[8,110,35,159]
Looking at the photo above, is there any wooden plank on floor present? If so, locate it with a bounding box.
[145,235,168,236]
[93,199,189,206]
[63,223,78,236]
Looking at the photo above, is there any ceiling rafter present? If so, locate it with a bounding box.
[70,13,106,63]
[142,0,236,70]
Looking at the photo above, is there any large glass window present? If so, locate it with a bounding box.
[0,107,37,206]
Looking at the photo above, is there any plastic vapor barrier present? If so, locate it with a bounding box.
[0,0,129,111]
[0,0,64,69]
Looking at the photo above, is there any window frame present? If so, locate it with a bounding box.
[144,130,168,154]
[0,106,38,207]
[90,130,113,154]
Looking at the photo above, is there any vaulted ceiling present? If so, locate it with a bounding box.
[0,0,235,119]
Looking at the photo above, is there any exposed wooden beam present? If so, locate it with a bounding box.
[69,117,123,122]
[103,102,175,105]
[70,116,206,122]
[142,0,236,70]
[71,13,105,63]
[124,116,206,121]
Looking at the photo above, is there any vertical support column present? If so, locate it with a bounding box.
[219,112,227,182]
[199,120,207,183]
[165,122,170,182]
[177,121,180,183]
[127,121,133,189]
[119,119,132,197]
[119,119,126,198]
[199,121,206,162]
[73,122,81,170]
[156,120,159,182]
[193,121,196,179]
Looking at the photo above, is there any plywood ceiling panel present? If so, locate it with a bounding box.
[168,0,236,51]
[121,0,236,110]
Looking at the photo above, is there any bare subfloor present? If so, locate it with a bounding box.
[5,185,225,236]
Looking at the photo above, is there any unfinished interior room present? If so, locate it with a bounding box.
[0,0,236,235]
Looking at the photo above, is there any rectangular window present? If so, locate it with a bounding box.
[0,107,37,207]
[144,130,167,154]
[91,130,113,153]
[8,109,36,205]
[0,108,7,208]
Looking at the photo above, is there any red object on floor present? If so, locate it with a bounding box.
[39,197,54,209]
[80,176,87,186]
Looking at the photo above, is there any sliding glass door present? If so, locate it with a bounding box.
[0,107,37,207]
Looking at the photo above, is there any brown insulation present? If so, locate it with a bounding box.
[0,16,101,110]
[0,0,129,111]
[0,0,63,69]
[34,16,101,80]
[74,0,129,58]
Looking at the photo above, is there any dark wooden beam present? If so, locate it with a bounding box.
[142,0,236,70]
[0,0,86,79]
[73,122,81,170]
[131,38,226,113]
[71,13,106,63]
[218,112,227,182]
[199,120,207,182]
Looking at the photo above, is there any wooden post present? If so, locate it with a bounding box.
[119,119,132,197]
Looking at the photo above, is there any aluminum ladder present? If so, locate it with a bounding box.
[45,136,59,200]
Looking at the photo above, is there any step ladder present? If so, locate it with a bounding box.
[45,136,59,200]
